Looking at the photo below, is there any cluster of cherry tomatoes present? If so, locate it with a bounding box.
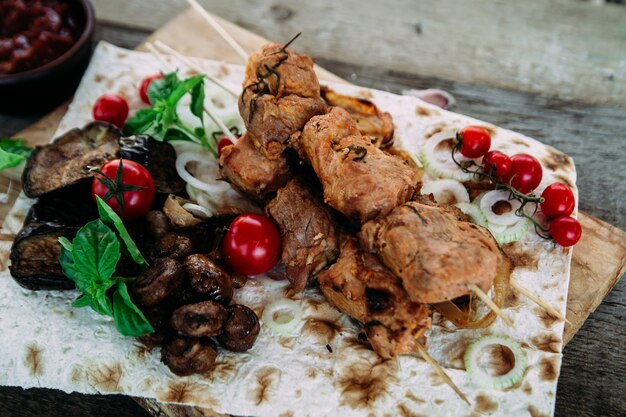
[458,126,581,247]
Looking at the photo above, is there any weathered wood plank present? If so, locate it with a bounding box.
[91,0,626,106]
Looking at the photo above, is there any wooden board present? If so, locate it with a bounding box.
[3,7,625,417]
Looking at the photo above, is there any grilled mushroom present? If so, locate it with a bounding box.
[219,304,260,352]
[161,337,218,376]
[152,232,193,261]
[170,301,227,337]
[130,258,185,307]
[184,254,233,306]
[145,210,172,240]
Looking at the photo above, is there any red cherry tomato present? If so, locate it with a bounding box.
[217,137,234,157]
[222,214,281,276]
[540,183,575,219]
[93,94,129,129]
[508,153,543,194]
[92,159,155,220]
[549,216,582,247]
[482,150,512,182]
[139,73,163,105]
[458,126,491,158]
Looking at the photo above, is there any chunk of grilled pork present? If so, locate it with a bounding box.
[266,179,340,292]
[318,238,431,358]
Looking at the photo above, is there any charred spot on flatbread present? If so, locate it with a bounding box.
[404,390,426,405]
[87,363,123,392]
[279,412,294,417]
[504,289,520,309]
[536,307,559,328]
[425,123,447,139]
[502,244,539,271]
[415,105,437,117]
[302,318,342,344]
[523,381,533,395]
[396,403,427,417]
[531,333,562,353]
[160,381,216,407]
[210,358,238,382]
[335,358,397,409]
[251,367,282,406]
[555,174,574,189]
[511,138,531,148]
[542,148,574,172]
[474,393,499,414]
[25,343,43,377]
[539,357,559,381]
[528,405,550,417]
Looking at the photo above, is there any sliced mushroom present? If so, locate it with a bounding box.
[130,258,185,307]
[163,194,201,228]
[145,210,172,240]
[231,272,248,290]
[184,254,233,306]
[170,301,227,337]
[153,232,193,261]
[161,337,218,376]
[219,304,260,352]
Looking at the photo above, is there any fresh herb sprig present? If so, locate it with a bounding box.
[58,196,153,337]
[125,72,217,155]
[0,138,32,170]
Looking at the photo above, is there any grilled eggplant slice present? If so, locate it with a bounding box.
[119,135,186,195]
[9,216,78,290]
[22,122,121,198]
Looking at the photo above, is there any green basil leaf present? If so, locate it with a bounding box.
[190,78,205,120]
[72,293,96,308]
[71,220,120,284]
[58,237,91,292]
[92,286,114,316]
[0,138,31,170]
[166,75,204,107]
[148,71,180,104]
[124,108,159,136]
[112,282,154,337]
[95,196,149,269]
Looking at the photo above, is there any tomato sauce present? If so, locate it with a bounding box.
[0,0,80,74]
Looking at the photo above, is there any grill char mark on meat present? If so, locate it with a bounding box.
[318,238,431,358]
[265,179,339,292]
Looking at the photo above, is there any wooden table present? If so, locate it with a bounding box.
[1,1,624,416]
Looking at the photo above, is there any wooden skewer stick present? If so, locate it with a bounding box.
[144,42,238,144]
[511,279,572,325]
[153,40,239,97]
[186,0,249,62]
[467,283,514,326]
[413,343,471,406]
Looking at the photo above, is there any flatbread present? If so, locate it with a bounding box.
[0,42,577,417]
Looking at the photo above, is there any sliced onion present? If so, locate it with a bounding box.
[261,299,303,335]
[489,217,529,244]
[455,203,488,227]
[182,203,213,218]
[421,179,470,204]
[464,335,527,389]
[420,131,477,181]
[480,190,522,226]
[175,152,230,194]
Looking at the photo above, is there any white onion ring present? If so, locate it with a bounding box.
[480,190,522,226]
[175,152,230,194]
[421,179,470,204]
[420,130,477,181]
[261,299,303,335]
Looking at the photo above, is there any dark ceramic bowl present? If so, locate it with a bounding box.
[0,0,95,114]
